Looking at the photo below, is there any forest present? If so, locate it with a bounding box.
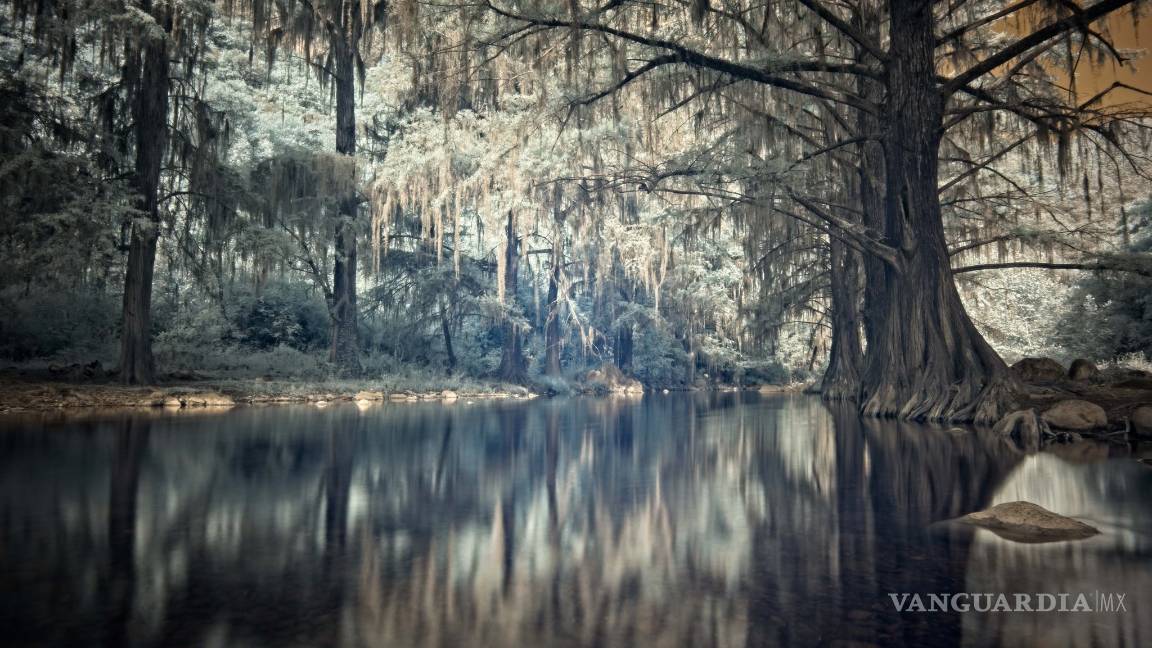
[1,0,1151,425]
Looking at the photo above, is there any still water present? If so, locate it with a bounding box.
[0,393,1149,647]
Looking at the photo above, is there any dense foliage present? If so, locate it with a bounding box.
[0,0,1149,406]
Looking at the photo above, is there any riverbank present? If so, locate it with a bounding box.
[0,372,804,413]
[0,376,535,413]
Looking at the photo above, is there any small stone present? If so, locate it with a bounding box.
[181,392,235,407]
[1041,399,1107,431]
[1068,359,1099,381]
[1131,405,1152,436]
[441,390,459,401]
[1010,357,1066,382]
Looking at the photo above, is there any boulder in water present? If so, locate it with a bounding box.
[993,409,1046,451]
[956,501,1099,543]
[1041,399,1107,431]
[1010,357,1066,382]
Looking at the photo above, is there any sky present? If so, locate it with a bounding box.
[1067,8,1152,105]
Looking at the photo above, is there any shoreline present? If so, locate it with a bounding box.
[0,377,803,414]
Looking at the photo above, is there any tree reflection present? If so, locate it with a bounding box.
[0,396,1148,647]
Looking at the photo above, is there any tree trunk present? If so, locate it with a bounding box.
[859,0,1015,424]
[497,212,527,382]
[439,295,456,373]
[820,237,864,400]
[613,324,633,373]
[544,243,562,376]
[329,35,361,376]
[855,2,886,349]
[119,28,169,385]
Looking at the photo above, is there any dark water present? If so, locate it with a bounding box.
[0,393,1149,648]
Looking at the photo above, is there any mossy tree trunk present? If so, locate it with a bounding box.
[821,237,864,400]
[859,0,1015,424]
[497,212,528,382]
[119,17,169,385]
[329,33,361,376]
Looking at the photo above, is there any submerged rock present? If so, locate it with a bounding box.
[1041,399,1107,431]
[1010,357,1066,382]
[1068,358,1099,381]
[956,501,1099,543]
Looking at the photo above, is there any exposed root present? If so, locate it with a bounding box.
[862,373,1020,425]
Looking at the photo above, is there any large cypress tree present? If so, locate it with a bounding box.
[482,0,1145,422]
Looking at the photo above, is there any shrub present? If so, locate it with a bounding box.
[0,288,119,361]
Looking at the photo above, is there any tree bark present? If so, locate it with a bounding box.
[544,243,563,376]
[119,25,169,385]
[329,34,361,376]
[613,324,634,373]
[439,295,457,372]
[497,212,527,382]
[859,0,1015,424]
[821,237,864,400]
[820,5,879,400]
[853,10,886,350]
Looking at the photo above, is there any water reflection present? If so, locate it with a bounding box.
[0,394,1148,647]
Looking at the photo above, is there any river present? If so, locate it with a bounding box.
[0,393,1148,647]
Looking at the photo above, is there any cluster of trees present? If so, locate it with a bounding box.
[1,0,1150,420]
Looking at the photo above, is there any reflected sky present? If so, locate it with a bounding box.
[0,393,1148,647]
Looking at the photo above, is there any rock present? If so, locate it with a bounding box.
[993,409,1046,451]
[181,392,235,407]
[1041,399,1107,431]
[1132,405,1152,436]
[1010,357,1066,382]
[388,392,409,401]
[1113,377,1152,391]
[441,390,458,401]
[82,360,103,378]
[955,501,1099,543]
[355,390,384,401]
[584,363,644,394]
[1067,359,1099,381]
[162,397,183,408]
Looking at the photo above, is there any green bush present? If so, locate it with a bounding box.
[632,325,690,387]
[228,282,330,351]
[0,288,119,361]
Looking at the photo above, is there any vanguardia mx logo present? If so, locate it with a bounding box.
[888,592,1128,613]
